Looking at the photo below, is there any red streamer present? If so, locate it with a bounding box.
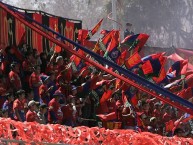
[0,118,192,144]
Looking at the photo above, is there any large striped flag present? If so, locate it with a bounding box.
[152,57,167,84]
[85,18,103,40]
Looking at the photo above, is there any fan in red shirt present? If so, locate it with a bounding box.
[39,75,53,105]
[48,91,63,124]
[29,66,42,101]
[13,90,26,122]
[56,69,72,97]
[9,62,22,91]
[26,100,41,123]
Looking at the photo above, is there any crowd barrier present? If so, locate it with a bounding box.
[0,118,192,145]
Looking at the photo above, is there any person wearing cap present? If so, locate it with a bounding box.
[2,93,14,119]
[8,62,22,92]
[48,91,63,124]
[13,90,26,122]
[39,75,53,105]
[29,65,42,101]
[37,103,48,124]
[124,23,134,38]
[26,100,41,123]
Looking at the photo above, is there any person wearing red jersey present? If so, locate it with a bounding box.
[29,66,42,101]
[22,52,34,91]
[26,100,41,123]
[13,90,26,122]
[56,69,72,97]
[39,75,53,105]
[48,91,63,124]
[121,102,137,130]
[9,62,22,92]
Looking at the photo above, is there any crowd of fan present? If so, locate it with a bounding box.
[0,43,192,138]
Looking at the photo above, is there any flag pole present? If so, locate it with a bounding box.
[112,0,117,29]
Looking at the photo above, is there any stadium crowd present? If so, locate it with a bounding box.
[0,37,193,139]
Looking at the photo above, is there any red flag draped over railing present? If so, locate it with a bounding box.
[32,13,43,52]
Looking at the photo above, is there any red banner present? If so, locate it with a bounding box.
[15,13,25,46]
[32,13,43,52]
[0,8,8,48]
[49,16,58,50]
[65,20,74,49]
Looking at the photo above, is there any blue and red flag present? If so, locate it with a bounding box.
[139,53,165,75]
[152,57,167,83]
[124,52,142,69]
[168,60,188,77]
[121,33,149,52]
[104,31,121,63]
[141,53,166,76]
